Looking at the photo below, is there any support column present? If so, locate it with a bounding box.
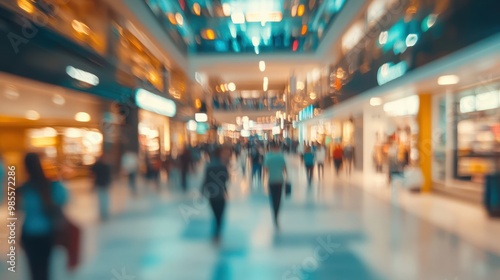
[417,94,433,192]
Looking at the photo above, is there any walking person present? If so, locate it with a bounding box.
[239,146,248,175]
[343,144,354,175]
[250,145,263,184]
[315,145,326,179]
[18,153,69,280]
[180,145,192,192]
[121,151,138,196]
[332,143,344,176]
[303,147,315,185]
[91,156,113,221]
[263,142,288,229]
[201,146,231,244]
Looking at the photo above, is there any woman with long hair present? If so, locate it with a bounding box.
[18,153,69,280]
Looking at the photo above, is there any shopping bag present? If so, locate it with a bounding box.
[55,215,81,270]
[403,167,424,190]
[285,182,292,197]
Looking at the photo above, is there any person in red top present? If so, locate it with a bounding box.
[332,144,343,176]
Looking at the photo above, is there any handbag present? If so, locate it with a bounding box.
[52,209,81,270]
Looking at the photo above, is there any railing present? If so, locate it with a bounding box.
[213,98,286,111]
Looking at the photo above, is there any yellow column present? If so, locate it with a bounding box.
[417,94,432,192]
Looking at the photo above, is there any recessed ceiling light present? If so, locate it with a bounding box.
[370,97,382,106]
[52,94,65,105]
[222,3,231,16]
[228,82,236,91]
[4,86,19,100]
[192,3,201,16]
[259,61,265,72]
[175,13,183,26]
[25,110,40,120]
[438,75,460,85]
[75,112,91,122]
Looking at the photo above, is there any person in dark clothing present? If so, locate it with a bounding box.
[250,146,263,184]
[180,146,193,192]
[18,153,69,280]
[202,146,231,243]
[303,147,315,185]
[91,156,112,220]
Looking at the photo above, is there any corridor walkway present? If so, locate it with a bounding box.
[1,156,500,280]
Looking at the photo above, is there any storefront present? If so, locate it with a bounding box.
[363,95,420,175]
[134,88,177,170]
[433,83,500,191]
[0,74,107,181]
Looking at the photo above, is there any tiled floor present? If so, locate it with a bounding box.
[1,155,500,280]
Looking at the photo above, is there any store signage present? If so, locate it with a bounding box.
[66,66,99,86]
[135,88,176,117]
[377,61,408,86]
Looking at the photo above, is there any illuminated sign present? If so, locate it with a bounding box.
[66,66,99,86]
[377,61,408,86]
[195,113,208,122]
[135,88,176,117]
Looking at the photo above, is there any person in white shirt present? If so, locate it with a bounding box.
[121,151,138,196]
[315,145,326,179]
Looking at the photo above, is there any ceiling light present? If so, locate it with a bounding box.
[297,4,305,16]
[187,120,197,131]
[175,13,184,26]
[167,13,176,24]
[4,86,19,100]
[263,77,269,91]
[25,110,40,120]
[379,31,388,45]
[291,5,298,17]
[192,3,201,16]
[301,25,308,36]
[52,94,65,105]
[195,113,208,122]
[370,97,382,106]
[406,34,418,47]
[231,12,245,24]
[246,12,283,23]
[252,37,260,47]
[309,92,317,100]
[203,29,215,40]
[72,20,90,35]
[75,112,91,122]
[438,75,460,85]
[18,0,34,14]
[222,3,231,16]
[228,82,236,91]
[259,61,265,72]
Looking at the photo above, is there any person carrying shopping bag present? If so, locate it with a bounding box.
[17,153,70,280]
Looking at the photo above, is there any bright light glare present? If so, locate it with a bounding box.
[75,112,91,122]
[263,77,269,91]
[370,97,382,106]
[175,13,184,26]
[231,12,245,24]
[228,82,236,91]
[72,20,90,35]
[193,3,201,16]
[406,34,418,47]
[438,75,460,85]
[187,120,197,131]
[259,61,265,72]
[379,31,388,45]
[252,37,260,47]
[195,113,208,122]
[25,110,40,120]
[66,66,99,86]
[222,3,231,16]
[52,94,65,105]
[136,88,176,117]
[297,4,305,16]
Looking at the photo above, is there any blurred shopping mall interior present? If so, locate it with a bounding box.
[1,0,500,279]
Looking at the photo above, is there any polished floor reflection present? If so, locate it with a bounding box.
[1,156,500,280]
